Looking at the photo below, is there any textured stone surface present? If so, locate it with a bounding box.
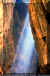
[28,0,47,66]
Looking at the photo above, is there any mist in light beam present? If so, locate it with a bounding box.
[15,12,37,73]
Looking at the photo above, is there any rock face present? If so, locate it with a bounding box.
[0,2,3,71]
[0,2,16,73]
[28,0,50,73]
[3,4,16,73]
[42,0,50,13]
[28,0,47,66]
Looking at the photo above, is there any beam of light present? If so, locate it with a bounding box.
[8,12,36,73]
[15,12,35,73]
[18,14,35,72]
